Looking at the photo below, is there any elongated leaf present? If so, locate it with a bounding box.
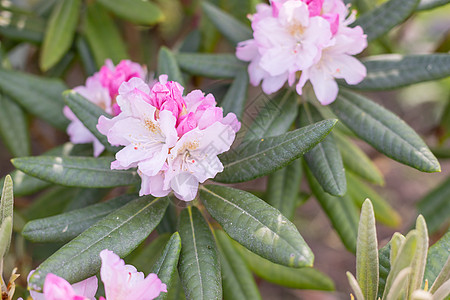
[417,0,450,10]
[378,242,391,298]
[200,185,313,267]
[305,165,359,252]
[76,36,97,76]
[266,159,302,221]
[64,188,110,212]
[356,200,379,300]
[28,196,169,289]
[334,132,384,185]
[220,69,248,119]
[201,2,252,46]
[22,194,135,243]
[347,272,365,300]
[178,207,221,300]
[425,230,450,292]
[382,230,418,299]
[215,230,261,300]
[11,156,139,188]
[407,216,429,297]
[40,0,80,71]
[215,119,337,183]
[346,172,401,227]
[244,90,298,141]
[83,2,129,68]
[0,68,68,130]
[151,233,182,300]
[417,177,450,234]
[233,241,334,290]
[128,233,171,274]
[330,89,440,173]
[299,104,346,196]
[157,203,178,235]
[390,233,406,266]
[433,280,450,300]
[0,175,13,254]
[63,91,119,153]
[176,53,246,79]
[352,0,420,41]
[348,54,450,91]
[96,0,164,25]
[0,217,12,258]
[386,267,412,300]
[0,9,45,43]
[157,47,185,85]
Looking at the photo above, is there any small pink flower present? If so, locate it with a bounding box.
[29,274,98,300]
[100,250,167,300]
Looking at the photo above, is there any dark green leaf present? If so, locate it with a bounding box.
[201,2,252,46]
[215,119,337,183]
[299,104,346,196]
[233,240,334,290]
[417,0,450,10]
[352,0,420,41]
[151,232,182,300]
[11,156,139,188]
[127,233,170,273]
[0,10,45,43]
[40,0,80,71]
[330,89,440,173]
[417,177,450,234]
[64,188,110,212]
[63,91,120,154]
[96,0,164,25]
[0,68,69,130]
[220,70,248,119]
[425,230,450,292]
[157,203,178,234]
[305,165,359,253]
[266,159,302,221]
[28,196,169,289]
[157,47,185,85]
[215,230,262,300]
[200,185,314,267]
[83,2,129,68]
[75,36,97,76]
[348,54,450,91]
[176,53,246,79]
[378,242,391,298]
[178,207,221,300]
[22,194,135,243]
[244,90,298,141]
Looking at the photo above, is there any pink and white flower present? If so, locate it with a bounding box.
[236,0,367,105]
[28,274,98,300]
[64,59,147,157]
[97,76,240,201]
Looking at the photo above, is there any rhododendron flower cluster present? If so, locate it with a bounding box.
[236,0,367,105]
[27,250,166,300]
[64,59,147,157]
[97,75,240,201]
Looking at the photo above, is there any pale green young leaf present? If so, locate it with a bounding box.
[157,47,185,86]
[386,267,412,300]
[96,0,164,25]
[417,0,450,10]
[346,271,365,300]
[407,215,429,298]
[0,216,12,258]
[1,175,13,225]
[390,233,406,266]
[432,279,450,300]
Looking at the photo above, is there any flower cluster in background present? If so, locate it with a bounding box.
[236,0,367,105]
[64,60,147,157]
[26,250,166,300]
[97,75,241,201]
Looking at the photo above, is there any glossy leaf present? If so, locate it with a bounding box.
[215,230,262,300]
[334,132,384,185]
[0,68,69,130]
[266,159,302,221]
[349,54,450,91]
[96,0,164,25]
[352,0,420,41]
[346,172,401,227]
[157,47,185,85]
[151,232,182,300]
[417,177,450,234]
[299,104,346,196]
[347,272,365,300]
[64,188,110,212]
[220,69,248,119]
[330,89,440,173]
[215,119,337,183]
[83,2,129,68]
[40,0,80,71]
[356,200,379,300]
[425,230,450,293]
[407,215,429,297]
[22,194,135,243]
[128,233,171,274]
[233,241,334,290]
[417,0,450,10]
[63,91,120,153]
[28,196,169,289]
[201,2,252,46]
[176,53,246,79]
[200,185,313,267]
[378,242,391,298]
[178,207,221,300]
[305,165,359,253]
[0,9,45,43]
[11,156,139,188]
[244,90,298,141]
